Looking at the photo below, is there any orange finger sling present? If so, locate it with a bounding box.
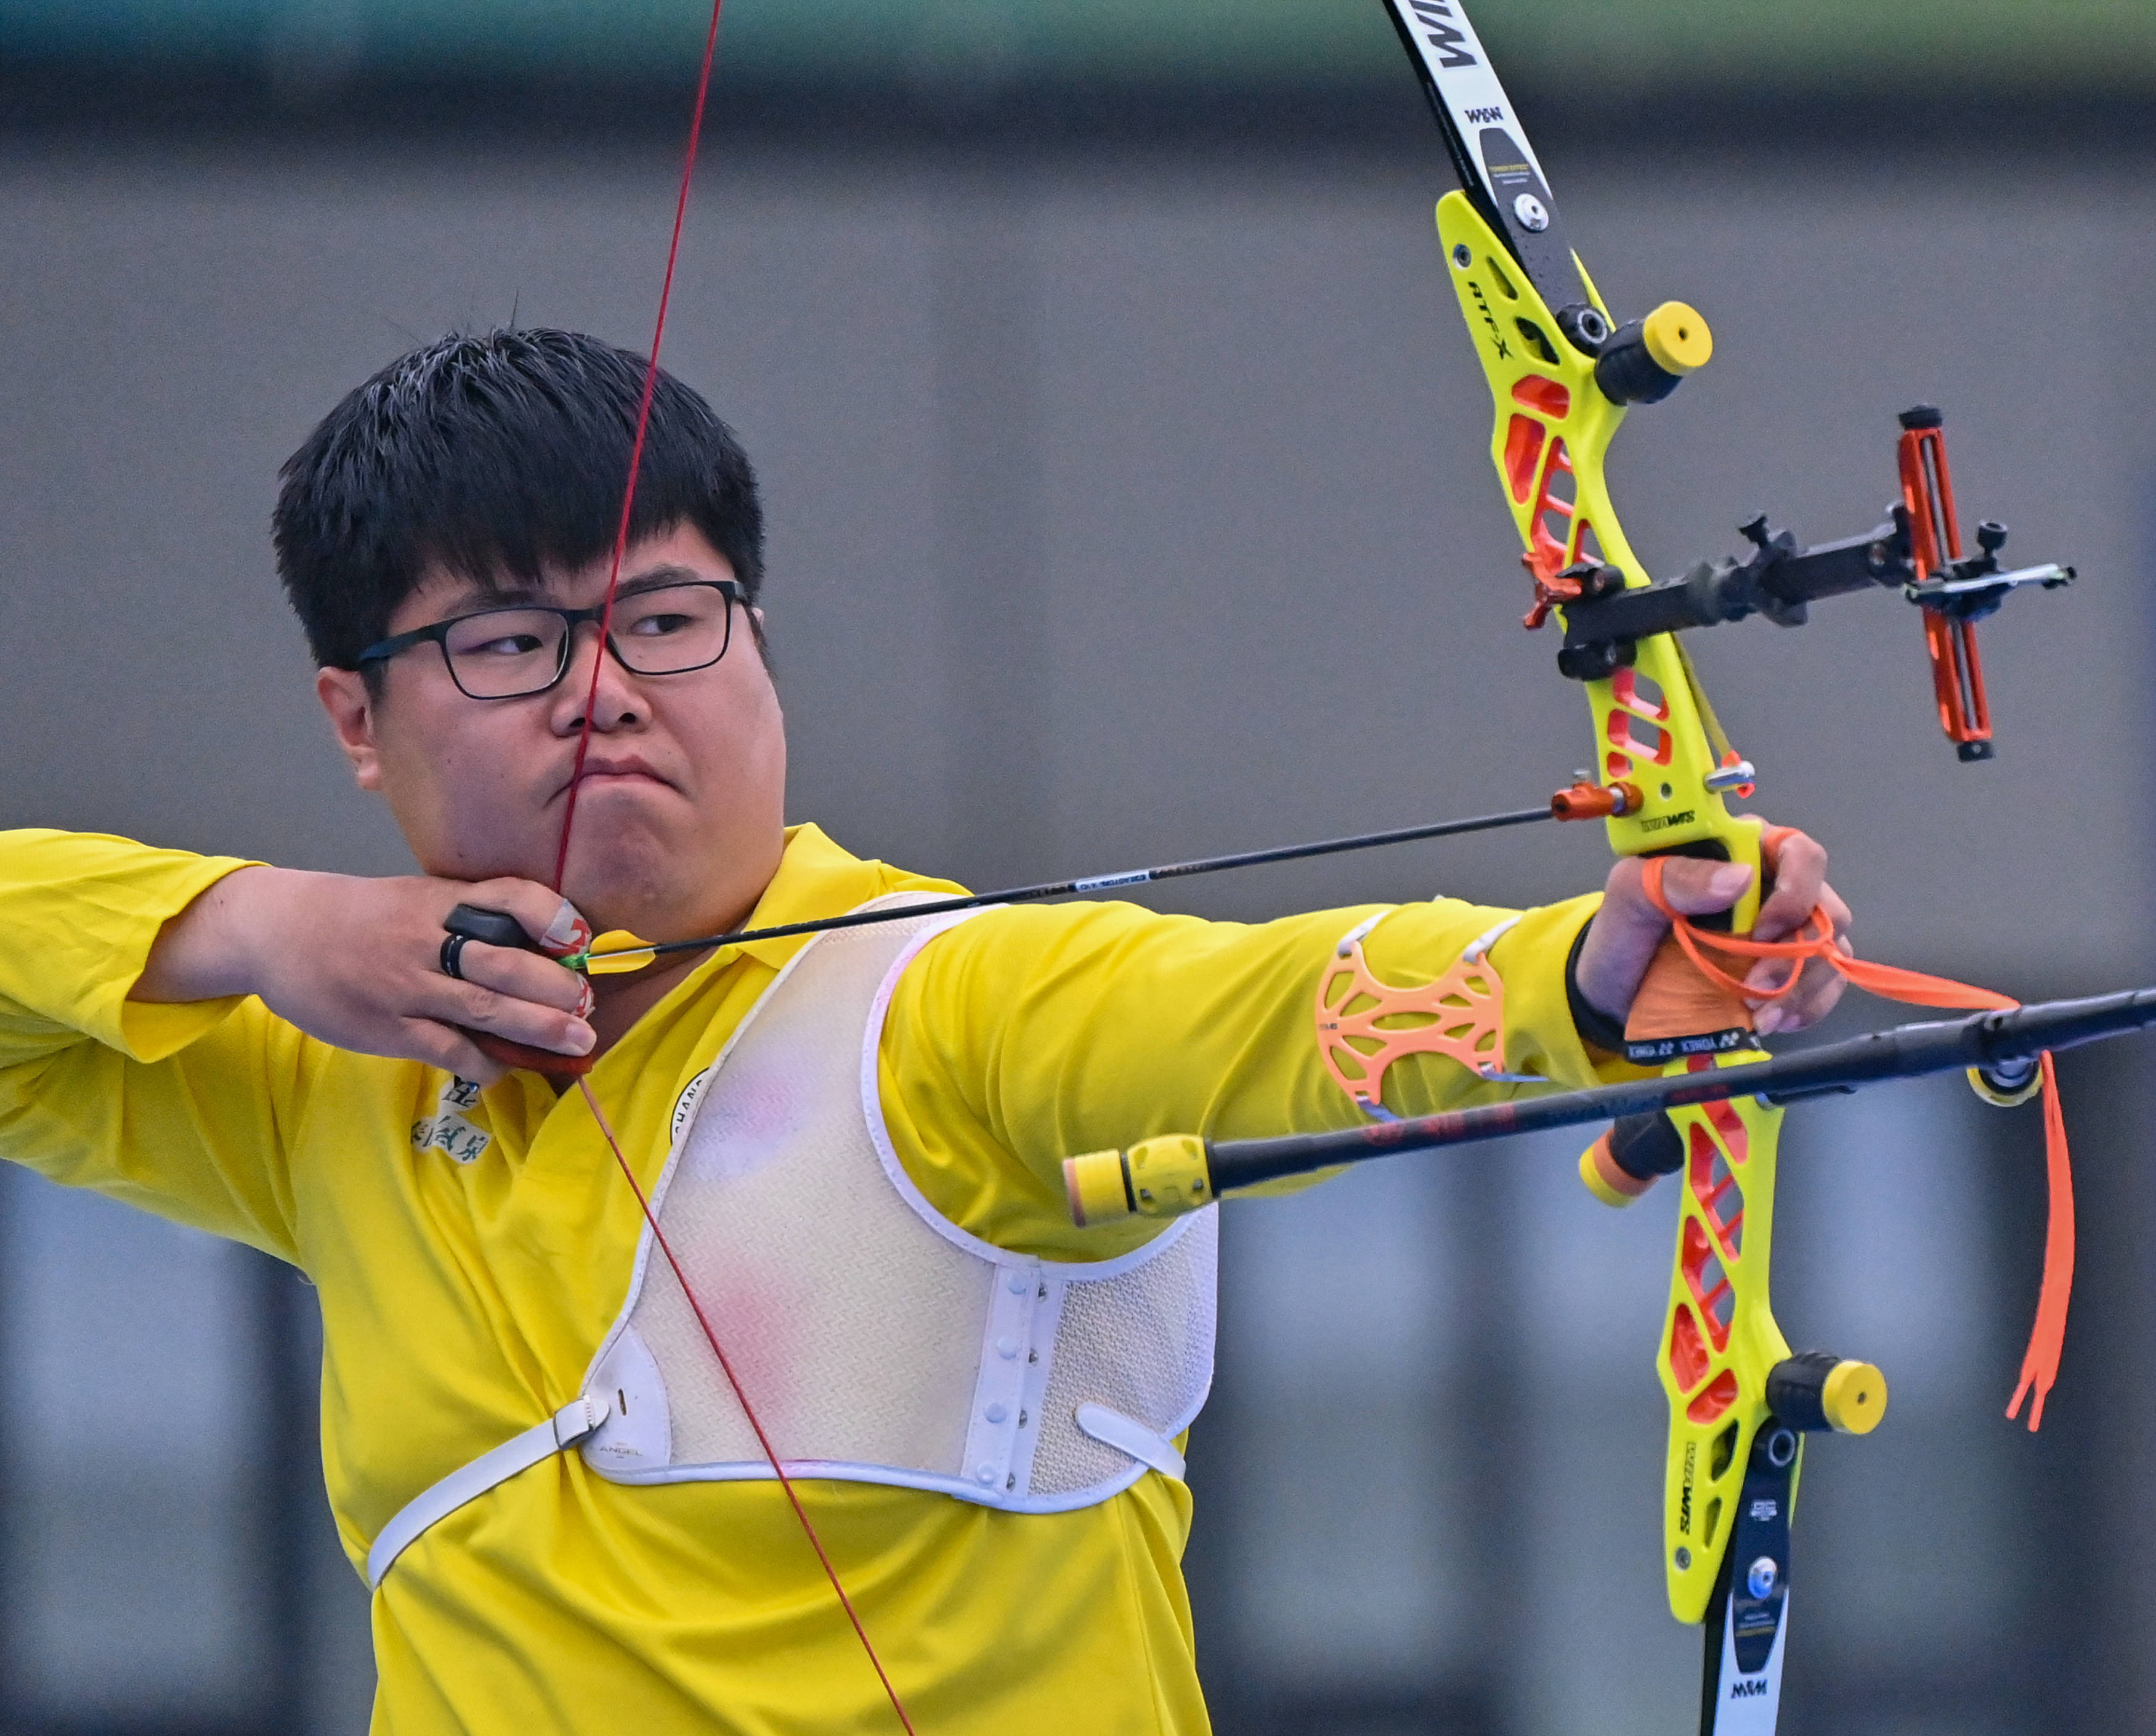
[1639,857,2073,1429]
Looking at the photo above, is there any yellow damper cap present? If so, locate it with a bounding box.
[1064,1149,1134,1228]
[1579,1131,1658,1209]
[1641,301,1712,376]
[583,930,658,975]
[1822,1360,1888,1435]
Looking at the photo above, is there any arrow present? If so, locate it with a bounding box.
[570,798,1570,972]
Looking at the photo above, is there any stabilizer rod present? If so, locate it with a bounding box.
[1063,986,2156,1226]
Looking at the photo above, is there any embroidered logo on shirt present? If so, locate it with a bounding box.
[413,1076,494,1165]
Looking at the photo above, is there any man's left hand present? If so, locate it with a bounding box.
[1573,825,1852,1039]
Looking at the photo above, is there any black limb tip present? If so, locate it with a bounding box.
[1899,404,1944,431]
[1592,319,1682,406]
[1764,1351,1844,1432]
[444,904,537,951]
[1605,1111,1685,1185]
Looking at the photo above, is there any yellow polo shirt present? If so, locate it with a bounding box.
[0,822,1603,1735]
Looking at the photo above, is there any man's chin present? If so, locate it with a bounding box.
[557,829,697,929]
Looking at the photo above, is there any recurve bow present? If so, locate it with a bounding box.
[1384,4,1815,1716]
[1061,4,2078,1729]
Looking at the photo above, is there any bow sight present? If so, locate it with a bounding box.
[1540,402,2075,761]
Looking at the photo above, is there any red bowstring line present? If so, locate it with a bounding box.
[1641,860,2073,1430]
[575,1082,921,1734]
[549,0,722,893]
[546,1,918,1726]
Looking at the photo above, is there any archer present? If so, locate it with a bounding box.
[0,327,1853,1732]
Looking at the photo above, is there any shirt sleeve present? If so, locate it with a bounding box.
[0,829,308,1262]
[876,890,1611,1261]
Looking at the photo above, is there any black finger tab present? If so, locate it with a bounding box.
[444,904,538,952]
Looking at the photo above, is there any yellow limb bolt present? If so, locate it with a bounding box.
[582,930,657,975]
[1821,1360,1889,1435]
[1641,301,1712,376]
[1063,1134,1212,1228]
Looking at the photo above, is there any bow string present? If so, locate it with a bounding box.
[547,4,919,1727]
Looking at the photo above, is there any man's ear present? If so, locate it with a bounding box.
[316,667,384,790]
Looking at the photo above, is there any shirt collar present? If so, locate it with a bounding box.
[725,822,896,971]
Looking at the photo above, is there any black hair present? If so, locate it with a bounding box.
[274,328,764,671]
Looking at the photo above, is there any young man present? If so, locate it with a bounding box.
[0,328,1849,1732]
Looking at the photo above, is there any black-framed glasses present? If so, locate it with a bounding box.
[354,580,745,700]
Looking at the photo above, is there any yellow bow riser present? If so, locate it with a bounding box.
[1433,192,1759,906]
[1438,188,1820,1626]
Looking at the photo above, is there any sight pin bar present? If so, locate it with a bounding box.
[1533,407,2072,764]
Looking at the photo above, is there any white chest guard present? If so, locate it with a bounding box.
[366,894,1217,1586]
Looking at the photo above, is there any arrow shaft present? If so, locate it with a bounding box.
[590,803,1557,964]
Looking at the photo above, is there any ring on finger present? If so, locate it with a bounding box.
[440,933,472,981]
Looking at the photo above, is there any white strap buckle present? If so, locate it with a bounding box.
[551,1395,607,1449]
[366,1393,612,1589]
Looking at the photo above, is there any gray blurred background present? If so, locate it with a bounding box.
[1,1,2152,1732]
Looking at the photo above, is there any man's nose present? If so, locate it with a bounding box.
[553,622,642,731]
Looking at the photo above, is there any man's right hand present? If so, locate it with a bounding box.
[133,867,597,1082]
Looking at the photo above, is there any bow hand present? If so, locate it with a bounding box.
[1578,826,1852,1040]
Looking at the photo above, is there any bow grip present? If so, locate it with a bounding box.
[442,903,596,1077]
